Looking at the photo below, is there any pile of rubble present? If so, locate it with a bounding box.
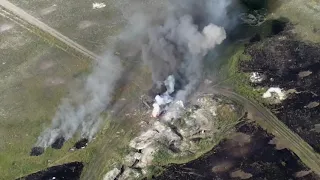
[104,94,241,180]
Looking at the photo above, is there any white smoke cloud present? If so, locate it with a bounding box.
[115,0,233,102]
[152,75,175,117]
[151,21,226,118]
[202,24,227,51]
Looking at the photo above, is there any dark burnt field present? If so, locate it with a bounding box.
[240,23,320,153]
[17,162,83,180]
[154,122,317,180]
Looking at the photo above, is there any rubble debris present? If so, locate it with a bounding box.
[114,165,125,180]
[104,94,242,179]
[124,152,142,167]
[130,159,140,168]
[249,72,265,83]
[103,168,121,180]
[262,87,286,101]
[119,168,141,180]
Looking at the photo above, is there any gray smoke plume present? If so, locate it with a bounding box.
[35,0,237,149]
[116,0,233,100]
[35,53,122,148]
[114,0,236,122]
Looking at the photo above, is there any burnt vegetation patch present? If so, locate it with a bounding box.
[17,162,84,180]
[154,122,316,180]
[241,31,320,90]
[239,26,320,152]
[30,147,45,156]
[271,18,288,35]
[274,92,320,152]
[74,138,89,150]
[240,0,269,10]
[51,137,65,150]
